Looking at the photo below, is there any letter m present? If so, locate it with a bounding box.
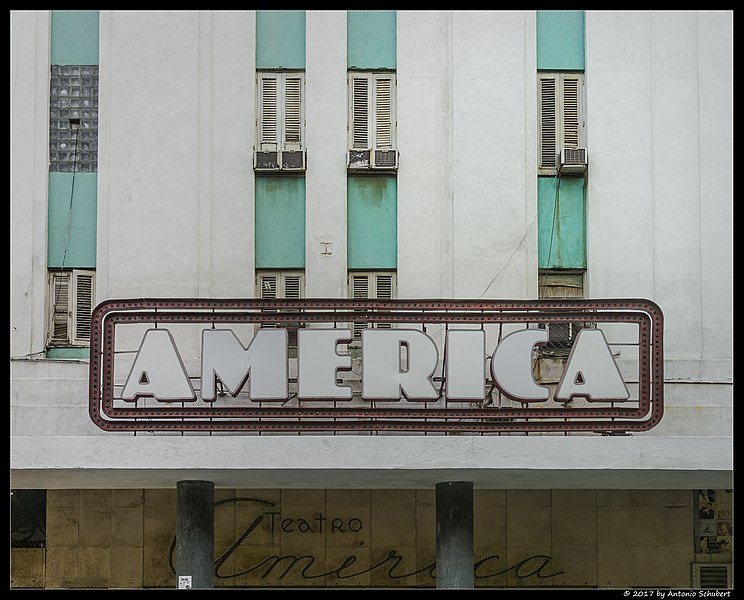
[201,329,288,401]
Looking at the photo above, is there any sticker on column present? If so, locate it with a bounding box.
[178,575,192,589]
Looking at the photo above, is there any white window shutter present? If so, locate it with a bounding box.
[48,270,95,347]
[72,270,94,343]
[259,274,278,299]
[374,77,393,149]
[283,275,302,299]
[539,76,557,170]
[349,272,396,339]
[50,273,70,344]
[562,76,580,149]
[351,76,370,149]
[284,77,302,147]
[259,76,278,148]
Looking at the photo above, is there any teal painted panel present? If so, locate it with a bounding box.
[51,11,99,65]
[256,11,306,69]
[348,176,397,269]
[46,347,90,359]
[347,11,396,70]
[537,177,586,269]
[47,172,97,269]
[255,177,306,268]
[536,11,584,71]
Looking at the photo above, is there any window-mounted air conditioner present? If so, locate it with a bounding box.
[691,563,732,589]
[254,150,306,173]
[558,147,587,175]
[347,149,399,172]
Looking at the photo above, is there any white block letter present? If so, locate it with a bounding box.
[445,330,486,401]
[201,329,288,401]
[555,329,630,402]
[491,329,550,402]
[362,329,439,401]
[297,329,353,400]
[121,329,195,402]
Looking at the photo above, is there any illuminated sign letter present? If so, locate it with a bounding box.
[491,329,550,402]
[361,329,439,401]
[201,329,288,401]
[445,330,486,401]
[297,329,353,400]
[555,329,630,402]
[121,329,196,402]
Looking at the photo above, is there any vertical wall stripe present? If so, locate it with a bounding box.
[537,10,585,275]
[536,11,584,71]
[537,177,586,269]
[347,11,397,272]
[47,11,99,357]
[255,177,306,269]
[48,11,99,270]
[347,11,396,70]
[347,176,397,270]
[255,11,306,272]
[47,173,97,268]
[256,11,306,69]
[51,11,99,65]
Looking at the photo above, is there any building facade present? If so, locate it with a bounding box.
[10,10,733,589]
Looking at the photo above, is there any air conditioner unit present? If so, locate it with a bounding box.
[348,149,372,170]
[254,150,279,171]
[281,150,306,171]
[255,150,306,173]
[559,147,587,175]
[373,149,399,170]
[347,149,399,171]
[692,563,732,589]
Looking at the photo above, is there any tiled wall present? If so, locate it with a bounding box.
[11,488,711,589]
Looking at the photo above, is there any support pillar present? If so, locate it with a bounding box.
[435,481,474,589]
[176,480,214,589]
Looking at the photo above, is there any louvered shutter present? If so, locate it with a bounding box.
[284,77,302,147]
[48,270,95,347]
[259,76,278,149]
[539,76,557,170]
[259,274,278,329]
[562,76,580,149]
[73,270,94,343]
[374,78,392,149]
[351,76,370,149]
[374,273,393,330]
[351,274,370,340]
[50,273,70,344]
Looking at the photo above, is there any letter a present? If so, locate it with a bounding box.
[121,329,196,402]
[555,329,630,402]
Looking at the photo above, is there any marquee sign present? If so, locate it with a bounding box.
[88,298,663,433]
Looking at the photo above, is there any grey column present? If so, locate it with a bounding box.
[435,481,474,589]
[176,480,214,589]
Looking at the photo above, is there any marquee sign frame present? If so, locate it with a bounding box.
[88,298,663,434]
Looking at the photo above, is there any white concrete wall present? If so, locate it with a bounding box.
[10,11,50,359]
[586,10,733,383]
[398,11,537,301]
[305,10,348,297]
[10,11,733,489]
[97,11,255,303]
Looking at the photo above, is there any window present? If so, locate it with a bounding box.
[256,270,304,348]
[349,271,395,340]
[47,269,95,347]
[538,270,590,356]
[11,490,46,548]
[255,72,305,171]
[348,72,398,171]
[538,73,585,175]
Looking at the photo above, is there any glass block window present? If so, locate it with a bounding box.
[49,64,98,173]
